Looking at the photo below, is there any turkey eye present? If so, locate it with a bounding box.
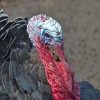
[44,33,51,38]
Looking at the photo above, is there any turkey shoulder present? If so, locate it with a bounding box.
[1,45,52,100]
[0,10,52,100]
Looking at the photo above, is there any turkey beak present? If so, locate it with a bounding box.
[54,41,67,63]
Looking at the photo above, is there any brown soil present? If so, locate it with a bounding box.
[0,0,100,89]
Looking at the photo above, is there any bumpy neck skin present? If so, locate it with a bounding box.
[34,37,80,100]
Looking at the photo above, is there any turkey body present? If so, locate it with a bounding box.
[0,10,100,100]
[0,10,52,100]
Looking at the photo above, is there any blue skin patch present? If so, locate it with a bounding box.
[40,28,62,46]
[40,29,52,45]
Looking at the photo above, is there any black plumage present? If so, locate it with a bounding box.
[0,9,31,63]
[0,10,51,100]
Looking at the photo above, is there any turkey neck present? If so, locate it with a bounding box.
[35,39,80,100]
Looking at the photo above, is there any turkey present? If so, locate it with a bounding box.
[0,10,100,100]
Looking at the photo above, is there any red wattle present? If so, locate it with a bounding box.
[34,37,80,100]
[55,43,80,100]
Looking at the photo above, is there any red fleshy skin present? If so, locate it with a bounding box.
[33,36,80,100]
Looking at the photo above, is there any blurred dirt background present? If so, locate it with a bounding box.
[0,0,100,89]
